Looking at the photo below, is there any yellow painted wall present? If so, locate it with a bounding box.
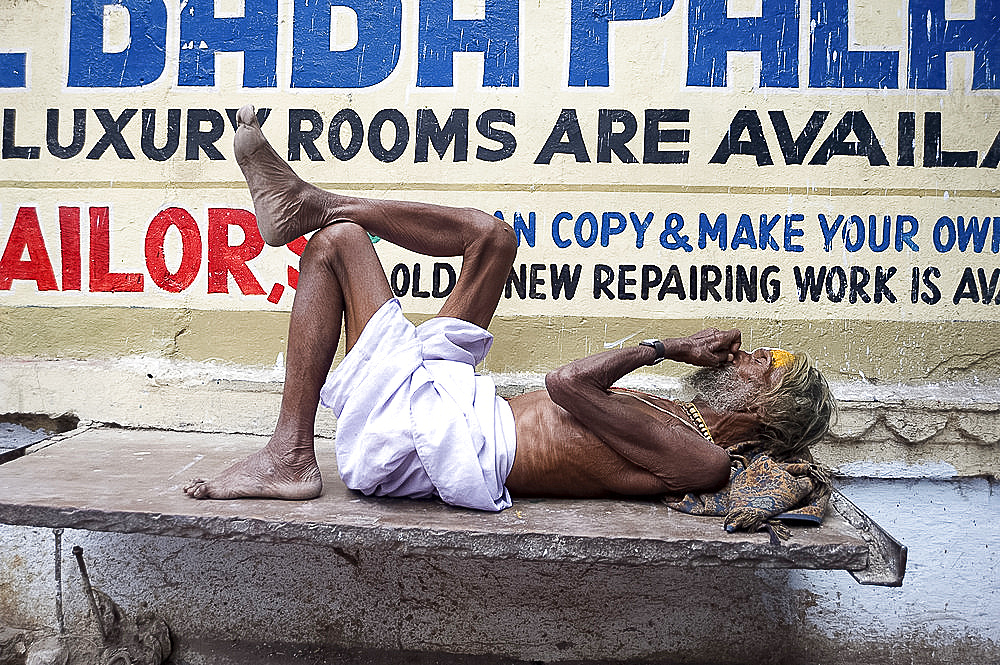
[2,0,999,380]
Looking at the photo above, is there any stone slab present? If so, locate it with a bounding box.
[0,426,869,570]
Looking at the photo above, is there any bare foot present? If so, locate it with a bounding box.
[183,441,322,500]
[234,104,334,247]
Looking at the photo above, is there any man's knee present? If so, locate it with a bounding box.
[301,223,369,268]
[467,210,517,266]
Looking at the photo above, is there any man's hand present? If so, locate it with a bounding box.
[669,328,741,367]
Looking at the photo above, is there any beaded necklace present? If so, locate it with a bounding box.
[679,401,715,444]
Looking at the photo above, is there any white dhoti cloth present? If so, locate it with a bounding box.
[319,299,516,512]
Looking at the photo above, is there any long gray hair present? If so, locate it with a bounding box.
[757,353,836,457]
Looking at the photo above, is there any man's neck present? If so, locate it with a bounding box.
[692,399,762,448]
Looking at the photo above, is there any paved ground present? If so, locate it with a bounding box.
[0,421,51,451]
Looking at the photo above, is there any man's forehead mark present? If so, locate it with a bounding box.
[768,348,795,370]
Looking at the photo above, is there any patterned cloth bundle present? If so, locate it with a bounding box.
[664,440,832,543]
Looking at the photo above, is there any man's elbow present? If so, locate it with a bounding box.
[700,447,733,493]
[666,446,732,495]
[545,366,578,406]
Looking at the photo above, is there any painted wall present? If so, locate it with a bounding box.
[1,0,999,377]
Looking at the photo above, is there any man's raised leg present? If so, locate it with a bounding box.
[185,108,516,500]
[234,105,516,328]
[184,223,393,499]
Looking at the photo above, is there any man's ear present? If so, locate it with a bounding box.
[746,392,770,418]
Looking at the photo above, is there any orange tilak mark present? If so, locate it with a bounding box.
[770,349,795,369]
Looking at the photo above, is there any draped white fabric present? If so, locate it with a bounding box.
[320,299,515,512]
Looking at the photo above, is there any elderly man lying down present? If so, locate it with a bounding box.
[184,106,834,514]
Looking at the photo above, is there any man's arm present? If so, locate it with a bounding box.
[544,329,741,492]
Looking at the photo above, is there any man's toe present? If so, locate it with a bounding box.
[185,481,210,499]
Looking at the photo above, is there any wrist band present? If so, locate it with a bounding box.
[639,339,666,365]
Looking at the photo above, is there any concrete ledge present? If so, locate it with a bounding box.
[0,426,869,572]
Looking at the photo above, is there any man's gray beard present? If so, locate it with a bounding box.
[684,365,755,413]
